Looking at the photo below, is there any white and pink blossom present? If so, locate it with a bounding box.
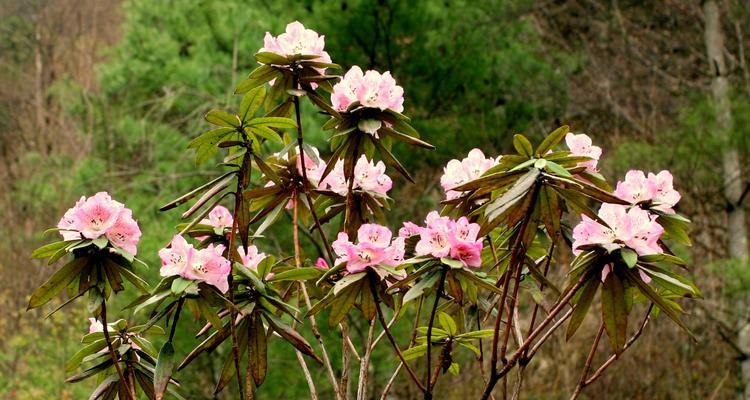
[440,149,499,200]
[572,203,664,256]
[321,155,392,197]
[614,170,681,213]
[565,133,602,174]
[56,192,142,256]
[413,211,484,268]
[259,21,331,63]
[159,235,231,293]
[331,224,405,274]
[331,66,404,113]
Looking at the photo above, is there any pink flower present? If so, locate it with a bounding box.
[649,170,681,213]
[565,133,602,174]
[72,192,124,239]
[331,66,405,113]
[159,235,193,278]
[449,241,483,268]
[321,156,392,197]
[332,224,404,274]
[200,205,234,231]
[159,235,232,293]
[260,21,331,63]
[56,192,141,255]
[58,196,86,240]
[413,211,484,267]
[238,245,273,279]
[615,170,681,213]
[88,318,103,333]
[440,149,499,200]
[572,203,664,256]
[398,221,420,238]
[183,244,231,293]
[315,258,330,270]
[105,209,142,256]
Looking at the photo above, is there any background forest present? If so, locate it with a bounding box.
[2,0,750,399]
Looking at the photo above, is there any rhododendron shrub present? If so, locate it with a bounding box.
[28,21,699,400]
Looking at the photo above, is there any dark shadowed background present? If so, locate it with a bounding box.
[1,0,749,399]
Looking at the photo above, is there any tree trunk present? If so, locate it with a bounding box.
[703,1,750,398]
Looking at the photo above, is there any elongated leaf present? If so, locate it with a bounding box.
[249,315,267,385]
[205,110,240,127]
[235,65,279,94]
[601,273,628,355]
[623,268,694,337]
[88,373,119,400]
[512,134,534,157]
[239,86,266,122]
[328,282,361,326]
[536,125,569,155]
[262,311,320,361]
[28,256,88,310]
[379,126,434,149]
[247,117,297,129]
[268,267,321,282]
[66,339,107,373]
[370,134,414,183]
[255,52,289,65]
[566,278,599,340]
[154,341,176,400]
[32,240,74,259]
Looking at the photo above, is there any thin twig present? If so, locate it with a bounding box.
[357,320,376,400]
[424,268,448,399]
[100,298,135,400]
[370,275,426,393]
[569,323,605,400]
[578,305,654,391]
[293,194,341,400]
[380,296,424,400]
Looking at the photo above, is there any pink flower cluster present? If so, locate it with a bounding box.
[614,170,681,213]
[238,245,273,279]
[159,235,231,293]
[440,149,499,200]
[57,192,142,256]
[260,21,332,64]
[565,133,602,174]
[403,211,484,268]
[331,224,405,274]
[572,204,664,256]
[322,155,392,197]
[331,66,404,113]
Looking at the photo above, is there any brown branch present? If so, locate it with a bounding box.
[370,274,426,393]
[424,267,448,399]
[100,298,135,400]
[569,323,605,400]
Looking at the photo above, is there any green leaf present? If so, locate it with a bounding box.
[621,248,638,268]
[28,256,88,310]
[402,344,428,360]
[239,86,266,122]
[536,125,569,155]
[247,117,297,129]
[512,134,534,157]
[255,52,289,65]
[601,273,628,355]
[437,312,457,336]
[92,237,108,249]
[403,269,441,305]
[333,272,367,295]
[205,109,240,127]
[440,257,465,270]
[154,341,175,400]
[262,311,319,361]
[235,65,279,94]
[249,315,267,386]
[455,329,495,339]
[268,267,321,283]
[566,278,599,340]
[32,240,75,259]
[544,161,573,178]
[623,268,693,337]
[328,282,362,326]
[66,339,107,373]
